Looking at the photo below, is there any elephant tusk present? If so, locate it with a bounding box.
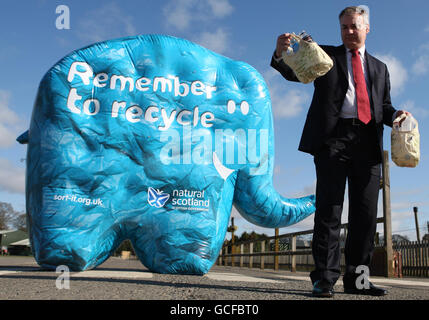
[212,152,234,180]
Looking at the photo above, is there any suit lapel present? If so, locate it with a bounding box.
[365,51,376,87]
[365,51,380,121]
[336,45,348,80]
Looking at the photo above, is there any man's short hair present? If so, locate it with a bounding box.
[339,6,370,26]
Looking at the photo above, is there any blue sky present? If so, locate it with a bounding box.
[0,0,428,240]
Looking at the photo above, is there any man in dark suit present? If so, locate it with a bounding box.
[271,6,410,297]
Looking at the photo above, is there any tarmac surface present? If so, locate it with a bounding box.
[1,255,428,302]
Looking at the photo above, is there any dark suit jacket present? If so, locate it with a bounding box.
[270,44,397,158]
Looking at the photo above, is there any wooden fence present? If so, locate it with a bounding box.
[217,217,377,274]
[394,240,429,277]
[217,233,429,278]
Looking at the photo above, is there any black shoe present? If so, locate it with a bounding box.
[312,279,334,298]
[344,281,388,296]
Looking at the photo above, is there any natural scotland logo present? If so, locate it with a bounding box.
[147,187,170,208]
[147,187,210,211]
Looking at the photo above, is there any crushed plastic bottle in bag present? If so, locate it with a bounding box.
[391,113,420,168]
[393,114,417,132]
[287,30,312,56]
[282,31,333,83]
[299,30,313,42]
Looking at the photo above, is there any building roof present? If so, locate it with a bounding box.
[9,239,30,246]
[0,230,28,246]
[0,230,18,235]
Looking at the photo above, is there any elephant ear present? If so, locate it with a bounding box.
[229,63,316,228]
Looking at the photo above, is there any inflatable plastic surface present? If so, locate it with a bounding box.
[19,35,315,274]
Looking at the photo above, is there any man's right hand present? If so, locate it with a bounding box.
[275,33,292,59]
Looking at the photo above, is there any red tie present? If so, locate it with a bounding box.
[351,49,371,124]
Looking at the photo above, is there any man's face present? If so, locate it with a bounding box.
[340,13,369,50]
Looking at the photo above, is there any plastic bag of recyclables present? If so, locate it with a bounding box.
[282,32,333,84]
[391,113,420,168]
[17,34,316,275]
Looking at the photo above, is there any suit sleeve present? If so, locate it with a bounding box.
[270,51,300,82]
[382,66,397,127]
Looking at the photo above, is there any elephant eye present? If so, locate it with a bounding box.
[227,100,250,115]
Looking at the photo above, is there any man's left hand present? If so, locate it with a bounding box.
[394,110,412,126]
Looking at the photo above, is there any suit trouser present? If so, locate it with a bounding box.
[310,119,381,285]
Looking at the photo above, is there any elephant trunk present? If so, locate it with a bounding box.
[233,170,315,228]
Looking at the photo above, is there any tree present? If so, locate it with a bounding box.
[378,234,410,245]
[0,202,26,231]
[0,202,15,230]
[226,231,270,252]
[239,231,251,242]
[11,213,27,232]
[392,234,410,244]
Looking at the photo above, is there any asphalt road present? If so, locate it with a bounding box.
[1,255,428,304]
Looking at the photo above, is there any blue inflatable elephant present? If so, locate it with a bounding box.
[18,34,315,274]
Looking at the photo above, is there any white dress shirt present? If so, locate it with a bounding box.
[340,45,370,119]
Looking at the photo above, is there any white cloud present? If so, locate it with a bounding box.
[230,205,240,219]
[0,124,18,148]
[411,42,429,76]
[76,2,137,43]
[163,0,233,31]
[0,90,22,148]
[0,91,19,125]
[373,53,407,96]
[162,1,234,55]
[412,54,429,75]
[272,88,308,118]
[263,69,309,119]
[193,28,230,54]
[207,0,234,18]
[0,158,25,194]
[399,100,429,118]
[162,0,194,31]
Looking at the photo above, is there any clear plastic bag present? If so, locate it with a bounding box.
[391,114,420,167]
[281,33,333,84]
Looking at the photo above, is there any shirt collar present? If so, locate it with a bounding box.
[346,45,366,57]
[358,45,366,57]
